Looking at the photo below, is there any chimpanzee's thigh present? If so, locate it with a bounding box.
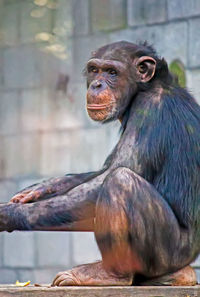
[95,167,196,278]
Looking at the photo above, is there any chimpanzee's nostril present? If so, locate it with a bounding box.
[96,82,102,88]
[92,80,102,89]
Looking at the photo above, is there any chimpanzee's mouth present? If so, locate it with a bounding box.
[87,104,110,110]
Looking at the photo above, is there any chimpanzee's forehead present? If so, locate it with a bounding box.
[92,47,135,63]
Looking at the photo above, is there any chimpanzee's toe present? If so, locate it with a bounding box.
[52,271,79,286]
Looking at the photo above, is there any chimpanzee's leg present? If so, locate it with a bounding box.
[95,167,197,284]
[52,167,197,286]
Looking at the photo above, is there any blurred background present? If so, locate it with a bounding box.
[0,0,200,284]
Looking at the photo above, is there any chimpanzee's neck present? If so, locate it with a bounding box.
[120,83,165,132]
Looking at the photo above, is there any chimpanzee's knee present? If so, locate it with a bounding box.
[98,167,139,204]
[105,167,138,185]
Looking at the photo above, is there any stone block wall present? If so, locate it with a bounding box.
[0,0,200,284]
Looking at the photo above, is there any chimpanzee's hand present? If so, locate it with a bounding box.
[10,177,66,204]
[10,183,41,204]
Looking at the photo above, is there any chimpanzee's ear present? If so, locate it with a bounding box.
[135,56,156,83]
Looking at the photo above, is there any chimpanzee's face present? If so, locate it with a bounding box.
[86,58,136,122]
[86,48,156,123]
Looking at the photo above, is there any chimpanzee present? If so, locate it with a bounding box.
[0,41,200,286]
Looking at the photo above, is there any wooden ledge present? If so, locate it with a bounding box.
[0,285,199,297]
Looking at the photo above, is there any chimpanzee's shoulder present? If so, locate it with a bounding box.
[147,87,200,161]
[161,87,200,128]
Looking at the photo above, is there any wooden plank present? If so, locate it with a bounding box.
[0,286,199,297]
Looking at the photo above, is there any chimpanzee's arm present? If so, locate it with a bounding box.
[1,170,108,232]
[10,169,106,204]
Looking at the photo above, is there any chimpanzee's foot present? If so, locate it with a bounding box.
[52,261,133,286]
[139,265,197,286]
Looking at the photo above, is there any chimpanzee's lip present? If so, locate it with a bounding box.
[87,104,109,110]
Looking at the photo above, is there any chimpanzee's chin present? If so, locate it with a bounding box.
[101,114,119,124]
[88,111,108,122]
[88,109,118,123]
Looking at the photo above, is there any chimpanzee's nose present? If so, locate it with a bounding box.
[91,80,103,90]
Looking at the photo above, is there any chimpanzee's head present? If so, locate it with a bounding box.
[85,41,171,122]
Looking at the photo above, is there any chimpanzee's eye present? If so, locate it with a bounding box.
[107,68,117,76]
[88,66,98,74]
